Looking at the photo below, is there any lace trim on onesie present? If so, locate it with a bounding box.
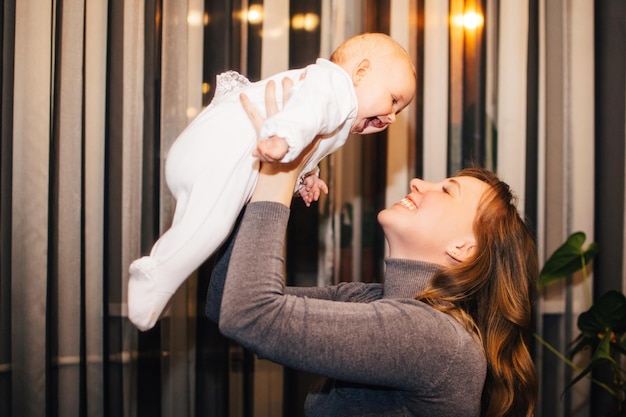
[214,70,251,98]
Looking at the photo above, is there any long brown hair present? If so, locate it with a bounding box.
[417,167,538,417]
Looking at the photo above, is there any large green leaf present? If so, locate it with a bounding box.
[565,331,618,397]
[578,290,626,335]
[539,232,599,288]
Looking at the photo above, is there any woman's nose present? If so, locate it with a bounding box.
[410,178,431,193]
[385,113,396,124]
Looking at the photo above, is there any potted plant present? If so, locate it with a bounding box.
[537,232,626,416]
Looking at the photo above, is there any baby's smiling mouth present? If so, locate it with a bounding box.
[366,117,386,129]
[352,117,388,133]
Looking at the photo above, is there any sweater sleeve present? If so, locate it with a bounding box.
[285,282,383,302]
[205,209,382,323]
[219,202,482,391]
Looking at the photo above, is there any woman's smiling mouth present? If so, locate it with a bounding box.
[398,197,417,211]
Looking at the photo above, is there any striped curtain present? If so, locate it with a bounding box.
[2,0,204,416]
[1,1,624,417]
[6,1,111,416]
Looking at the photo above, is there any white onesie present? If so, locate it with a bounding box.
[128,58,358,331]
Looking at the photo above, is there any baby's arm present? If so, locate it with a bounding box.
[253,74,305,162]
[253,135,289,162]
[298,173,328,207]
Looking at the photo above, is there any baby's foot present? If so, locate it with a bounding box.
[128,257,173,331]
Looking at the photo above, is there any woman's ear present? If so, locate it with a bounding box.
[445,240,476,263]
[352,58,371,86]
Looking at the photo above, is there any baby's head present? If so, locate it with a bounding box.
[330,33,416,135]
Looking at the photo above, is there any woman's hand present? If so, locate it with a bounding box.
[240,77,320,207]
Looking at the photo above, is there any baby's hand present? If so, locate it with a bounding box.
[253,136,289,162]
[298,175,329,207]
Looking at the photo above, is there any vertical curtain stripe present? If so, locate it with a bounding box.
[261,0,289,78]
[422,0,450,181]
[84,0,108,416]
[538,0,595,415]
[447,0,464,174]
[0,1,16,414]
[54,0,86,416]
[484,0,498,171]
[11,1,53,416]
[495,0,529,210]
[159,1,190,416]
[104,0,142,414]
[568,0,594,240]
[121,1,145,415]
[541,17,571,417]
[185,1,205,414]
[385,0,416,207]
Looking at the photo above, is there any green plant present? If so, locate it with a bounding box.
[537,232,626,415]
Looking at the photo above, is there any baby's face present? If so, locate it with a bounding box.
[350,57,416,135]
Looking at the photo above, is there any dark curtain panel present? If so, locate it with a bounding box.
[414,0,425,180]
[594,1,626,416]
[362,0,391,285]
[0,0,15,413]
[283,2,323,415]
[195,1,260,417]
[104,0,126,415]
[135,1,163,416]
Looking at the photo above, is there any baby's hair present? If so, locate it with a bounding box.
[330,32,415,77]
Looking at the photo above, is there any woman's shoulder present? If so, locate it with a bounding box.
[429,309,487,386]
[379,299,486,375]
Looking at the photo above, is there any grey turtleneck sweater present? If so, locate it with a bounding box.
[206,202,486,417]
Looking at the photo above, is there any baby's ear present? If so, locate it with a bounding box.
[352,58,371,85]
[445,240,476,263]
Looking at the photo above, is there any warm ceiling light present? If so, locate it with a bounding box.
[187,10,203,27]
[291,13,320,31]
[451,10,484,30]
[247,4,264,24]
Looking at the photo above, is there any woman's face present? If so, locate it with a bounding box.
[377,176,489,265]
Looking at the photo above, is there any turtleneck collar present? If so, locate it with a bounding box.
[382,258,443,299]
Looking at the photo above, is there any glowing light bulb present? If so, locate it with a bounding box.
[451,10,484,30]
[247,5,264,24]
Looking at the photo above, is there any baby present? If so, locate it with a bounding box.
[129,32,416,331]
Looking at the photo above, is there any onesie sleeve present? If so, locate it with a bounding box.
[259,60,357,163]
[219,202,481,391]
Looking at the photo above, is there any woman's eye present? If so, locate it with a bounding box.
[442,186,450,194]
[392,97,398,105]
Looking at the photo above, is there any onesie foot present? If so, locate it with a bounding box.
[128,257,174,331]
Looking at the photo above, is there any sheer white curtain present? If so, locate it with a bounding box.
[4,0,200,415]
[537,0,595,415]
[12,0,53,413]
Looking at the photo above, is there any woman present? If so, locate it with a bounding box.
[206,83,538,417]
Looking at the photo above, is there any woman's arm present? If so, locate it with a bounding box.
[207,80,319,322]
[207,224,382,323]
[216,89,478,391]
[218,202,475,390]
